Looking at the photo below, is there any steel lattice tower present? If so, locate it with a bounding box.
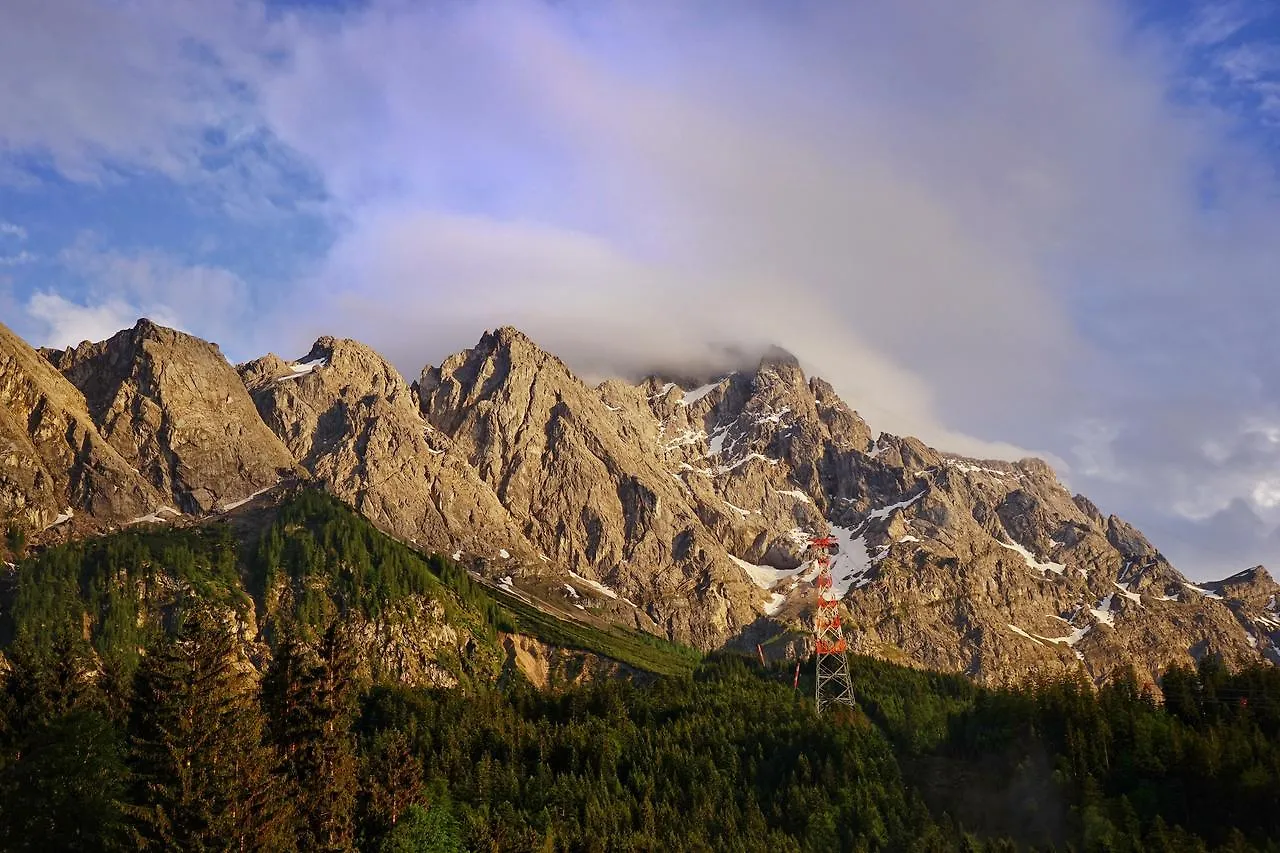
[809,535,857,713]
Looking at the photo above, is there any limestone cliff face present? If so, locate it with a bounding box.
[617,342,1277,687]
[1,318,1274,686]
[499,632,647,690]
[414,327,768,648]
[0,320,160,535]
[240,336,539,562]
[43,319,296,515]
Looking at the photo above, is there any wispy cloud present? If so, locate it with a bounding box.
[0,251,35,266]
[1185,1,1255,47]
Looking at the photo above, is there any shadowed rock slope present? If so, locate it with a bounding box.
[0,320,160,536]
[42,319,296,515]
[239,335,540,562]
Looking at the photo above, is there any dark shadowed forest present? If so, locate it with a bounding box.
[1,492,1278,851]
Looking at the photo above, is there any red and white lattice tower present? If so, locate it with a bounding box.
[810,535,857,712]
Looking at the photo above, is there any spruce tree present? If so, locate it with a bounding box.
[125,607,295,851]
[0,709,129,851]
[263,621,359,851]
[360,728,424,841]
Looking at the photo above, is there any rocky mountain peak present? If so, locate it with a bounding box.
[4,318,1277,686]
[472,325,568,371]
[1206,565,1277,605]
[243,332,539,562]
[1,320,159,531]
[42,319,295,514]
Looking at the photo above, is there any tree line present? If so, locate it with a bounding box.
[1,489,1279,850]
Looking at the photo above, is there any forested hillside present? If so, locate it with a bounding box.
[2,626,1279,850]
[1,489,1278,850]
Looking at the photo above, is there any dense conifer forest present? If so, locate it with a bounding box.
[1,491,1278,851]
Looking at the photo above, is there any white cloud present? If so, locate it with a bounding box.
[1185,1,1254,47]
[252,0,1280,575]
[3,0,1280,576]
[1253,479,1280,509]
[0,222,26,240]
[24,291,177,349]
[15,237,252,355]
[0,0,313,219]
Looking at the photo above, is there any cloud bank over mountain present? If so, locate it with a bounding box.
[3,0,1280,576]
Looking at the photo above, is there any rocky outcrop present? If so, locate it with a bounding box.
[415,327,770,648]
[240,336,540,562]
[2,318,1275,687]
[499,632,647,689]
[43,319,296,514]
[0,320,160,535]
[619,337,1278,688]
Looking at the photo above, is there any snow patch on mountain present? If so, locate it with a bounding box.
[1182,582,1223,600]
[829,526,875,595]
[663,429,706,450]
[128,506,181,525]
[568,570,619,600]
[947,460,1008,477]
[1008,622,1091,662]
[220,487,272,512]
[730,555,806,591]
[706,426,730,457]
[1113,582,1143,606]
[1008,624,1045,646]
[865,491,925,522]
[1090,593,1117,627]
[680,382,720,406]
[754,406,791,425]
[710,453,780,475]
[278,356,328,381]
[996,536,1067,575]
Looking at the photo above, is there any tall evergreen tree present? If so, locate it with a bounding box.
[124,607,295,851]
[377,801,463,853]
[263,622,359,851]
[359,728,425,842]
[0,709,129,851]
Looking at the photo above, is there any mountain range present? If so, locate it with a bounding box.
[2,317,1276,690]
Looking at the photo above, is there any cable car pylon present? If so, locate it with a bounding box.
[809,534,857,713]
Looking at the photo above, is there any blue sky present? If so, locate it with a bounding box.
[3,0,1280,578]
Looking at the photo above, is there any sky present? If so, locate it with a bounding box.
[2,0,1280,579]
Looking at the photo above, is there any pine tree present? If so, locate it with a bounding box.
[378,800,463,853]
[125,607,295,851]
[0,709,129,851]
[263,622,359,851]
[2,634,98,725]
[360,728,425,841]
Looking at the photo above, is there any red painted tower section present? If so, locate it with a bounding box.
[810,534,857,712]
